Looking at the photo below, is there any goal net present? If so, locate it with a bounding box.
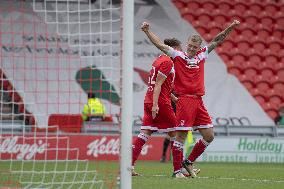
[0,0,130,188]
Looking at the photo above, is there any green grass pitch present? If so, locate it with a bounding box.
[132,161,284,189]
[0,161,284,189]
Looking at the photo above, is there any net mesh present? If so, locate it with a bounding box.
[0,0,122,188]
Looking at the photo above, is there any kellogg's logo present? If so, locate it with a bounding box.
[0,136,48,160]
[87,137,152,157]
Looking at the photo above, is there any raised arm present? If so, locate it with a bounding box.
[141,22,170,54]
[208,20,240,53]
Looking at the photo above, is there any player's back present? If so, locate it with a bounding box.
[144,54,174,105]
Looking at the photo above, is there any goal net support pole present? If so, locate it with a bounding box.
[120,0,134,189]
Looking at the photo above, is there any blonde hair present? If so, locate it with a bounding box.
[188,34,202,45]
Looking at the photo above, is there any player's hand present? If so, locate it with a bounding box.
[151,105,159,119]
[232,20,240,26]
[141,22,150,32]
[171,95,178,104]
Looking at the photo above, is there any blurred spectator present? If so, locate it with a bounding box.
[82,93,106,121]
[275,106,284,126]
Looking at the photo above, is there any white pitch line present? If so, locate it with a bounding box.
[152,175,284,183]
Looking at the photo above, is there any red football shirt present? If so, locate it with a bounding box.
[167,46,208,96]
[144,54,175,105]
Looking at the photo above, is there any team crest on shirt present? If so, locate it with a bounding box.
[180,120,185,126]
[184,56,200,69]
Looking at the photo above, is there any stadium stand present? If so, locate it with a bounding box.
[172,0,284,120]
[0,69,35,128]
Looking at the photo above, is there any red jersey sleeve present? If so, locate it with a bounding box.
[158,61,173,78]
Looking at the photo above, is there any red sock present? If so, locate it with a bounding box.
[132,133,149,166]
[188,139,209,162]
[172,140,184,173]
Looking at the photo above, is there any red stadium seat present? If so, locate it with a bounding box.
[273,82,284,94]
[269,41,282,53]
[248,54,262,64]
[172,0,186,9]
[214,13,227,25]
[269,95,282,107]
[260,16,275,28]
[247,48,262,57]
[272,30,283,40]
[220,40,234,50]
[262,48,278,57]
[249,3,262,14]
[251,35,266,44]
[244,15,258,26]
[232,53,246,65]
[270,75,281,84]
[257,29,270,41]
[250,88,261,97]
[238,74,248,82]
[264,4,278,15]
[18,103,25,113]
[209,26,222,37]
[277,69,284,80]
[228,67,242,77]
[258,61,275,72]
[203,33,213,42]
[281,5,284,13]
[198,13,212,25]
[261,69,274,80]
[11,92,22,102]
[256,81,270,93]
[273,62,284,72]
[1,80,10,90]
[252,41,266,53]
[267,109,278,120]
[236,40,250,54]
[242,80,254,91]
[234,3,247,15]
[180,7,190,16]
[195,26,208,36]
[244,68,258,79]
[241,28,255,39]
[218,2,231,13]
[202,1,216,12]
[276,16,284,27]
[262,102,273,111]
[255,95,266,106]
[225,60,237,69]
[242,61,258,70]
[219,52,231,63]
[265,55,278,64]
[266,89,278,97]
[254,74,271,84]
[275,11,284,19]
[48,114,83,133]
[183,13,195,23]
[279,49,284,58]
[187,1,201,10]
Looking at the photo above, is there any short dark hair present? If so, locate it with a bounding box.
[88,93,96,98]
[164,38,181,48]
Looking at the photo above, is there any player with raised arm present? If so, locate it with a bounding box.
[141,20,240,177]
[132,38,187,178]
